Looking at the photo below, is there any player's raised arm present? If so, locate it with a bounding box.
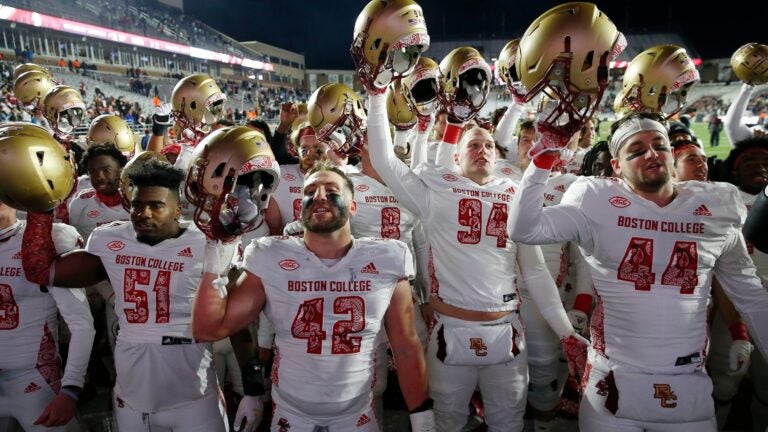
[193,245,266,342]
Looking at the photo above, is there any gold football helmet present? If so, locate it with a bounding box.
[13,70,56,111]
[119,151,169,210]
[516,2,625,138]
[185,126,280,242]
[731,43,768,85]
[42,85,86,137]
[351,0,430,90]
[438,47,492,122]
[308,83,367,156]
[87,115,135,154]
[614,45,700,119]
[401,56,439,120]
[0,126,76,212]
[171,74,227,135]
[13,63,53,81]
[496,39,526,98]
[386,79,417,130]
[0,122,54,139]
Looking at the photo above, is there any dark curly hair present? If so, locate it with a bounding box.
[123,158,185,200]
[80,143,129,170]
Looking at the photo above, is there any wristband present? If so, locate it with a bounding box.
[572,294,593,315]
[60,386,81,401]
[729,323,749,341]
[409,397,434,414]
[242,358,266,396]
[532,151,560,169]
[442,124,462,145]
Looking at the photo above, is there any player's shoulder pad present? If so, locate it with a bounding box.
[51,222,83,253]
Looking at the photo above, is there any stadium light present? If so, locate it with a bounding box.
[0,4,275,71]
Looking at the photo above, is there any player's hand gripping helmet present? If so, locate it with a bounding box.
[13,70,56,113]
[496,39,527,101]
[517,2,626,140]
[171,74,227,137]
[731,43,768,85]
[308,83,367,157]
[185,126,280,243]
[42,85,86,138]
[438,47,492,123]
[386,79,417,131]
[614,45,700,119]
[401,56,439,121]
[87,114,135,154]
[0,123,76,212]
[351,0,430,92]
[12,63,53,81]
[119,151,169,211]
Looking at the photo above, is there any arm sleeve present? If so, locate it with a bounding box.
[270,131,299,165]
[50,223,92,388]
[724,83,754,146]
[508,164,591,248]
[394,128,411,149]
[713,228,768,359]
[434,138,456,169]
[569,243,595,298]
[517,243,575,338]
[49,287,94,388]
[743,186,768,253]
[493,101,525,160]
[410,117,433,169]
[367,93,430,219]
[256,311,275,349]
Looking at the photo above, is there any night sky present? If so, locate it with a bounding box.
[184,0,763,69]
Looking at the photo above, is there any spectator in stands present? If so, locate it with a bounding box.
[140,129,151,151]
[73,58,80,73]
[58,58,65,68]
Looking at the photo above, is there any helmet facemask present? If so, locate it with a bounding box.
[442,66,490,122]
[326,115,367,158]
[523,35,626,140]
[54,106,85,136]
[185,128,280,242]
[402,57,440,121]
[350,0,430,91]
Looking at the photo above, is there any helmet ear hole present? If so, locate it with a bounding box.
[582,50,594,72]
[212,162,227,178]
[190,101,197,110]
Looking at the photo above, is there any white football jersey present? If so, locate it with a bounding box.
[86,221,206,342]
[740,189,768,287]
[243,236,413,419]
[414,163,520,311]
[0,221,90,388]
[561,178,749,372]
[86,221,216,411]
[494,159,523,183]
[271,164,304,227]
[68,188,130,240]
[349,172,418,246]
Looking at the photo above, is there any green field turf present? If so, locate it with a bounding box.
[594,120,735,160]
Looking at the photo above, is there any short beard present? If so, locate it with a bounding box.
[301,194,349,234]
